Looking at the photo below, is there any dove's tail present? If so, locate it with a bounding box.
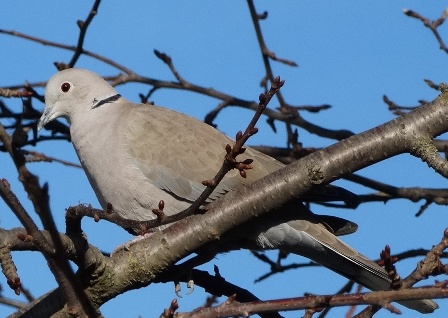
[288,232,438,314]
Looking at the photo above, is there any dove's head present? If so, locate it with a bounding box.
[38,68,120,130]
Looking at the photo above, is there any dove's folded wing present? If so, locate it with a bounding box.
[122,104,284,203]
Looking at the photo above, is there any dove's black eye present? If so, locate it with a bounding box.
[61,82,71,93]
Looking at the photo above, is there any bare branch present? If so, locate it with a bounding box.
[68,0,102,67]
[404,8,448,54]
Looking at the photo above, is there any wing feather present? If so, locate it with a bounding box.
[123,103,284,203]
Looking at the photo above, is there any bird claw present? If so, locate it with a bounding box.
[186,280,194,295]
[173,280,195,298]
[174,282,182,298]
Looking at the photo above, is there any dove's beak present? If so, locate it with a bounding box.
[37,106,53,131]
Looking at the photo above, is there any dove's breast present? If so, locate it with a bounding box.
[69,100,190,221]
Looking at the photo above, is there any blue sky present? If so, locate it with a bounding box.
[1,2,447,317]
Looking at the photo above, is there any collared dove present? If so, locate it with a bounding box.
[38,68,437,313]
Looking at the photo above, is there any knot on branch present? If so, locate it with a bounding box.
[307,161,324,185]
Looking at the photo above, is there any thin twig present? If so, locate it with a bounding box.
[403,8,448,54]
[68,0,102,67]
[0,29,134,75]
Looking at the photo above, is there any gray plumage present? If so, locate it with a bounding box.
[38,69,437,313]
